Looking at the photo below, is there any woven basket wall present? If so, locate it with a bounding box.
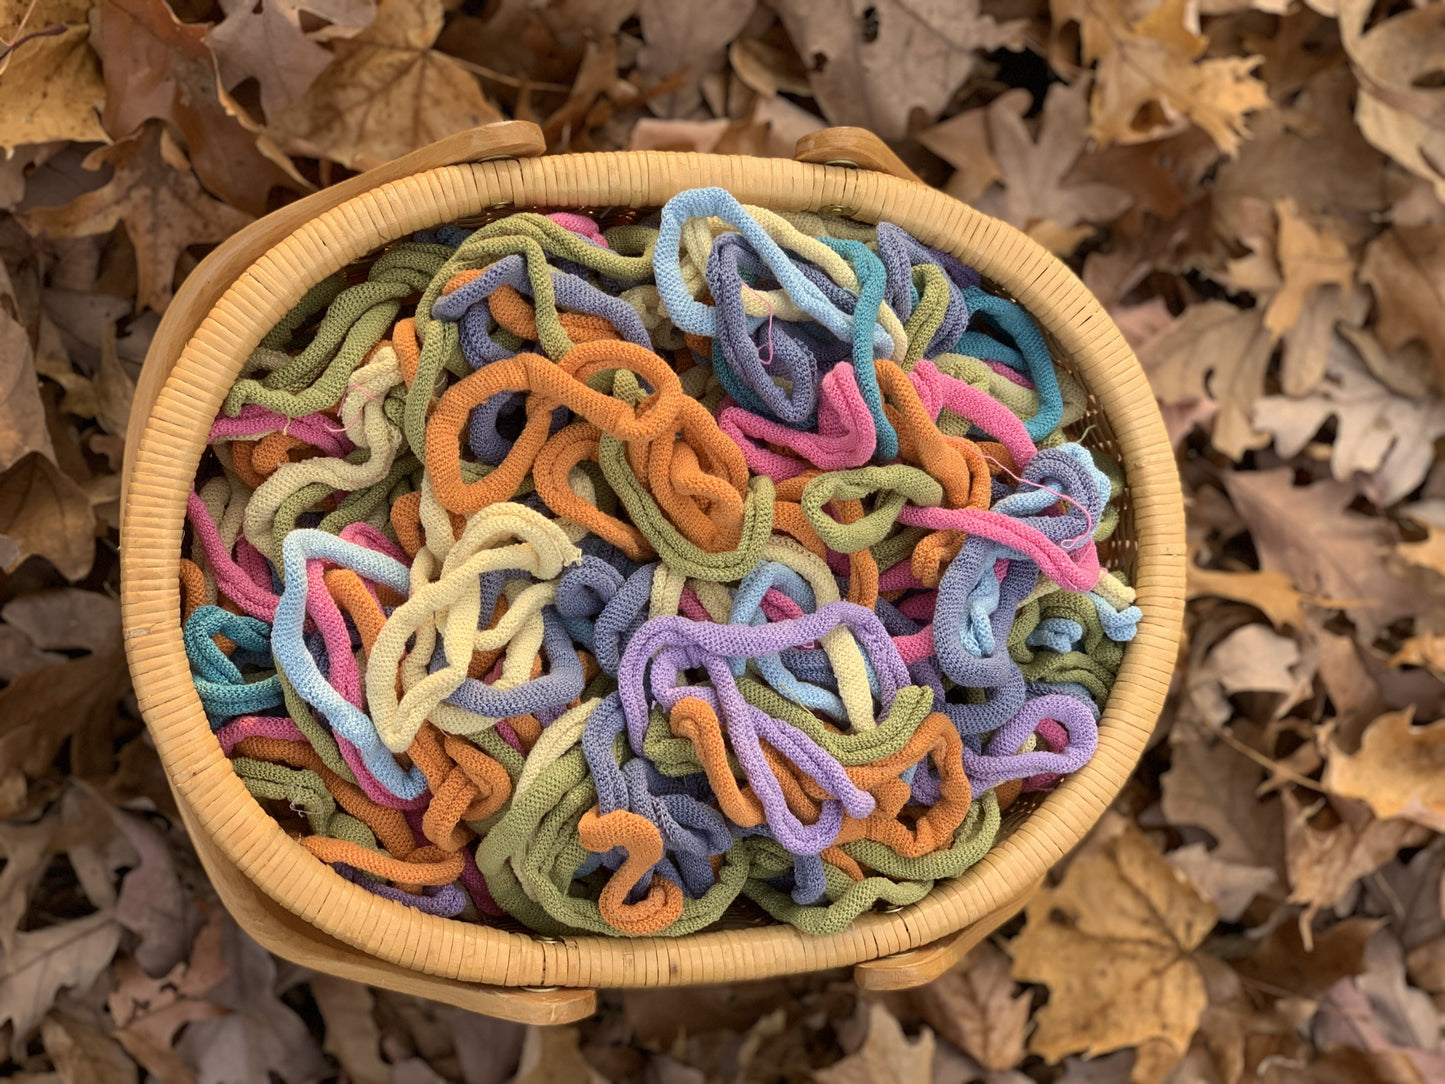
[120,133,1186,1014]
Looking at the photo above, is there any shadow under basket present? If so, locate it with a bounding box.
[119,121,1186,1025]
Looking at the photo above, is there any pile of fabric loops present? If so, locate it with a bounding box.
[181,188,1141,937]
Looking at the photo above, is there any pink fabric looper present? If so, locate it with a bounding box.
[909,359,1036,471]
[716,363,878,480]
[209,405,355,458]
[547,212,610,248]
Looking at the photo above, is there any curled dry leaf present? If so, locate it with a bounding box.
[1358,225,1445,394]
[1009,815,1217,1065]
[25,123,254,314]
[1337,0,1445,204]
[1326,708,1445,834]
[1050,0,1270,153]
[1254,333,1445,507]
[0,1,107,151]
[267,0,501,173]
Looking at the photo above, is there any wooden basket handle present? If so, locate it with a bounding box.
[852,876,1043,990]
[793,127,924,185]
[119,120,547,519]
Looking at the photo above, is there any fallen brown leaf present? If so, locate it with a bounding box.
[771,0,1025,142]
[1326,708,1445,834]
[0,451,96,579]
[206,0,377,124]
[1010,815,1217,1065]
[815,1001,934,1084]
[905,942,1029,1072]
[1358,225,1445,394]
[1282,791,1430,943]
[0,1,107,151]
[92,0,302,217]
[267,0,502,172]
[25,123,253,314]
[0,909,121,1058]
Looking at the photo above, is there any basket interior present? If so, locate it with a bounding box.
[182,200,1139,937]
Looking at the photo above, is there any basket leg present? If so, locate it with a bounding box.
[851,877,1042,991]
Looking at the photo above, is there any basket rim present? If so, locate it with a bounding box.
[120,149,1186,989]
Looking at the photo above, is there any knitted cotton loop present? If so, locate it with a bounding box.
[366,503,582,753]
[223,245,450,420]
[242,343,407,562]
[181,197,1140,940]
[424,341,686,516]
[654,188,895,356]
[183,606,281,723]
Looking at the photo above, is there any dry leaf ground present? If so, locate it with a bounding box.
[2,1,1443,1082]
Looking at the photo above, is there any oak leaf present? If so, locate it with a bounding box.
[41,1010,138,1084]
[1358,225,1445,393]
[815,1002,934,1084]
[1254,334,1445,508]
[92,0,303,217]
[0,910,121,1058]
[1224,468,1424,643]
[0,1,107,151]
[1138,301,1273,459]
[267,0,501,172]
[969,81,1133,256]
[771,0,1026,142]
[0,451,96,579]
[1050,0,1270,153]
[1337,0,1445,204]
[206,0,377,123]
[1281,791,1429,943]
[25,123,253,314]
[1010,815,1217,1065]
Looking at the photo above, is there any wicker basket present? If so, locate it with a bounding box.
[119,121,1185,1024]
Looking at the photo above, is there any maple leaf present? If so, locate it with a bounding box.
[0,1,107,150]
[266,0,502,172]
[1166,842,1276,922]
[968,80,1134,256]
[636,0,761,119]
[915,104,1001,206]
[1358,225,1445,394]
[92,0,304,217]
[25,122,253,313]
[902,942,1029,1071]
[1050,0,1270,154]
[771,0,1027,142]
[1010,815,1217,1065]
[1337,0,1445,204]
[1254,333,1445,508]
[1138,300,1273,459]
[815,1002,934,1084]
[206,0,377,124]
